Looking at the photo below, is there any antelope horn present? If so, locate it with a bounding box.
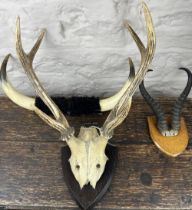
[100,61,135,111]
[1,57,135,114]
[0,54,35,110]
[102,2,156,137]
[171,67,192,135]
[139,70,169,136]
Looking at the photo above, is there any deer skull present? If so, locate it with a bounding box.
[0,2,156,190]
[67,127,108,189]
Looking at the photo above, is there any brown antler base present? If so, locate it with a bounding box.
[148,116,189,157]
[61,144,118,210]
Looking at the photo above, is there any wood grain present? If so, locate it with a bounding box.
[0,97,191,144]
[1,142,192,209]
[148,116,189,157]
[0,97,191,209]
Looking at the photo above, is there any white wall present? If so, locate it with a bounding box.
[0,0,192,97]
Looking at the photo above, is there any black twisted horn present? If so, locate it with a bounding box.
[171,68,192,133]
[139,70,168,136]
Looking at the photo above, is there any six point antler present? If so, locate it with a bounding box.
[0,2,156,191]
[102,2,156,137]
[16,17,74,139]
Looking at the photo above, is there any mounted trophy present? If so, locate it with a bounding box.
[0,2,156,209]
[140,68,192,157]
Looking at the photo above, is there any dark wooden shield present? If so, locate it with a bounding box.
[61,144,118,210]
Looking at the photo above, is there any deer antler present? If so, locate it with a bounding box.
[16,17,74,139]
[0,2,156,191]
[102,2,156,137]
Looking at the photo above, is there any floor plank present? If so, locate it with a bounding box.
[0,97,191,209]
[0,142,192,209]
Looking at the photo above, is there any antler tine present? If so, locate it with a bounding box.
[127,58,135,80]
[102,2,156,137]
[124,20,145,57]
[16,17,73,137]
[16,17,45,64]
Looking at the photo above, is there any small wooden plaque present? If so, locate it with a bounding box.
[148,116,189,157]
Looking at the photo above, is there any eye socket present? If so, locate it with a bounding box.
[96,164,101,169]
[76,164,80,170]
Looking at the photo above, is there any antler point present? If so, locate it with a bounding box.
[123,20,130,28]
[16,16,20,23]
[128,57,133,65]
[41,29,46,37]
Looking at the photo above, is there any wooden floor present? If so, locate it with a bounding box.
[0,97,192,210]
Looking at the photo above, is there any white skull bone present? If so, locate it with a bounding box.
[67,127,108,189]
